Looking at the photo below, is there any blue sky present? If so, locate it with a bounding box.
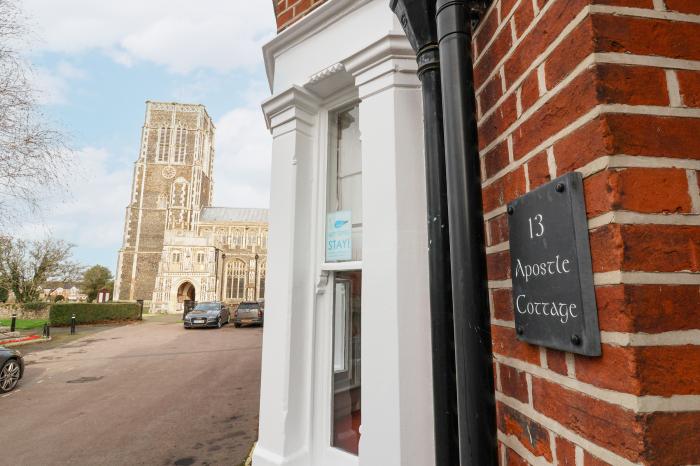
[18,1,276,273]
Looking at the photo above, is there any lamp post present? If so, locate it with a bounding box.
[254,254,260,301]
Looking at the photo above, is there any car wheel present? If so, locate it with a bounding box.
[217,318,222,329]
[0,359,21,393]
[234,322,241,328]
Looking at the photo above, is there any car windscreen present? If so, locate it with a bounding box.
[237,303,259,310]
[193,304,219,311]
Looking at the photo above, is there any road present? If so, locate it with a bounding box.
[0,315,262,466]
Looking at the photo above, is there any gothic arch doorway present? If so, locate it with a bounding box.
[177,281,195,304]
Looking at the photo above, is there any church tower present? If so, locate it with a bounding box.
[114,101,215,302]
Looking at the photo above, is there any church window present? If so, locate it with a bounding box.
[156,127,171,162]
[226,260,247,300]
[197,252,205,264]
[247,230,258,247]
[172,251,181,263]
[174,127,187,164]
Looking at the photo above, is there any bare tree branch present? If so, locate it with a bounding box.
[0,0,71,229]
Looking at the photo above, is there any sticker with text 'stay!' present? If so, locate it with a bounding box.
[326,211,352,262]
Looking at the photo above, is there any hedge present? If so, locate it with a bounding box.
[49,303,141,326]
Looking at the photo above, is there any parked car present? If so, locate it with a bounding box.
[0,347,24,393]
[184,302,230,329]
[233,301,264,327]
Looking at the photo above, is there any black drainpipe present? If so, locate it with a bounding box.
[436,0,497,464]
[389,1,459,464]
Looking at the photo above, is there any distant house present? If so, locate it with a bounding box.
[42,282,87,302]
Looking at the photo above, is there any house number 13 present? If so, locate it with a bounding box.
[529,214,544,239]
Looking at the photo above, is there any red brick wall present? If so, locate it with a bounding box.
[273,0,328,32]
[474,0,700,464]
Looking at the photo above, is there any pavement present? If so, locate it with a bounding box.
[0,314,262,466]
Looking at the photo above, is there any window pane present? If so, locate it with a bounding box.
[326,105,362,262]
[331,271,361,455]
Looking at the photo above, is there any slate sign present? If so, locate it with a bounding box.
[507,172,601,356]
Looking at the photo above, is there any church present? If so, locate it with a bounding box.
[113,101,267,314]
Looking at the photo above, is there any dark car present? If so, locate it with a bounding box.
[0,347,24,393]
[233,301,264,328]
[184,302,230,329]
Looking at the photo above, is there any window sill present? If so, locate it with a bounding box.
[321,261,362,271]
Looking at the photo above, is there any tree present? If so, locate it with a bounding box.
[0,0,70,228]
[82,265,114,303]
[0,237,83,303]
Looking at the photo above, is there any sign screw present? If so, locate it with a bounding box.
[571,334,582,346]
[507,206,514,215]
[555,182,565,193]
[516,326,524,335]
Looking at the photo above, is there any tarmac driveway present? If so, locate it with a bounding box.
[0,315,262,466]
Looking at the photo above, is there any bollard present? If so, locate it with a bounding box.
[70,314,76,335]
[137,299,144,320]
[43,323,50,338]
[10,314,16,332]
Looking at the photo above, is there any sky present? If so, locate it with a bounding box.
[17,0,277,273]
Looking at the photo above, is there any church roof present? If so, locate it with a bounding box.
[200,207,269,223]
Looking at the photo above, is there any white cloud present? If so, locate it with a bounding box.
[23,0,276,74]
[31,60,86,105]
[213,101,272,208]
[20,147,132,249]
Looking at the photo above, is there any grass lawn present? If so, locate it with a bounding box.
[0,318,47,330]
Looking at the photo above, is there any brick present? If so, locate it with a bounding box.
[663,0,700,15]
[513,0,535,40]
[595,64,670,106]
[589,224,623,273]
[583,168,692,216]
[504,0,590,89]
[636,346,700,396]
[527,151,551,189]
[593,0,654,7]
[532,377,644,461]
[595,285,700,333]
[505,447,528,466]
[480,73,505,116]
[546,348,568,375]
[487,213,509,246]
[645,411,700,465]
[519,69,540,114]
[584,451,612,466]
[677,70,700,108]
[492,325,541,364]
[483,166,527,213]
[621,224,700,272]
[475,24,514,90]
[497,402,553,461]
[574,344,641,394]
[544,17,596,89]
[499,364,529,403]
[502,0,518,19]
[512,68,599,160]
[576,345,700,396]
[492,287,515,321]
[555,436,577,466]
[488,250,511,280]
[605,114,700,160]
[479,93,518,150]
[589,224,700,273]
[553,116,613,174]
[475,6,501,61]
[483,140,511,179]
[593,14,700,62]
